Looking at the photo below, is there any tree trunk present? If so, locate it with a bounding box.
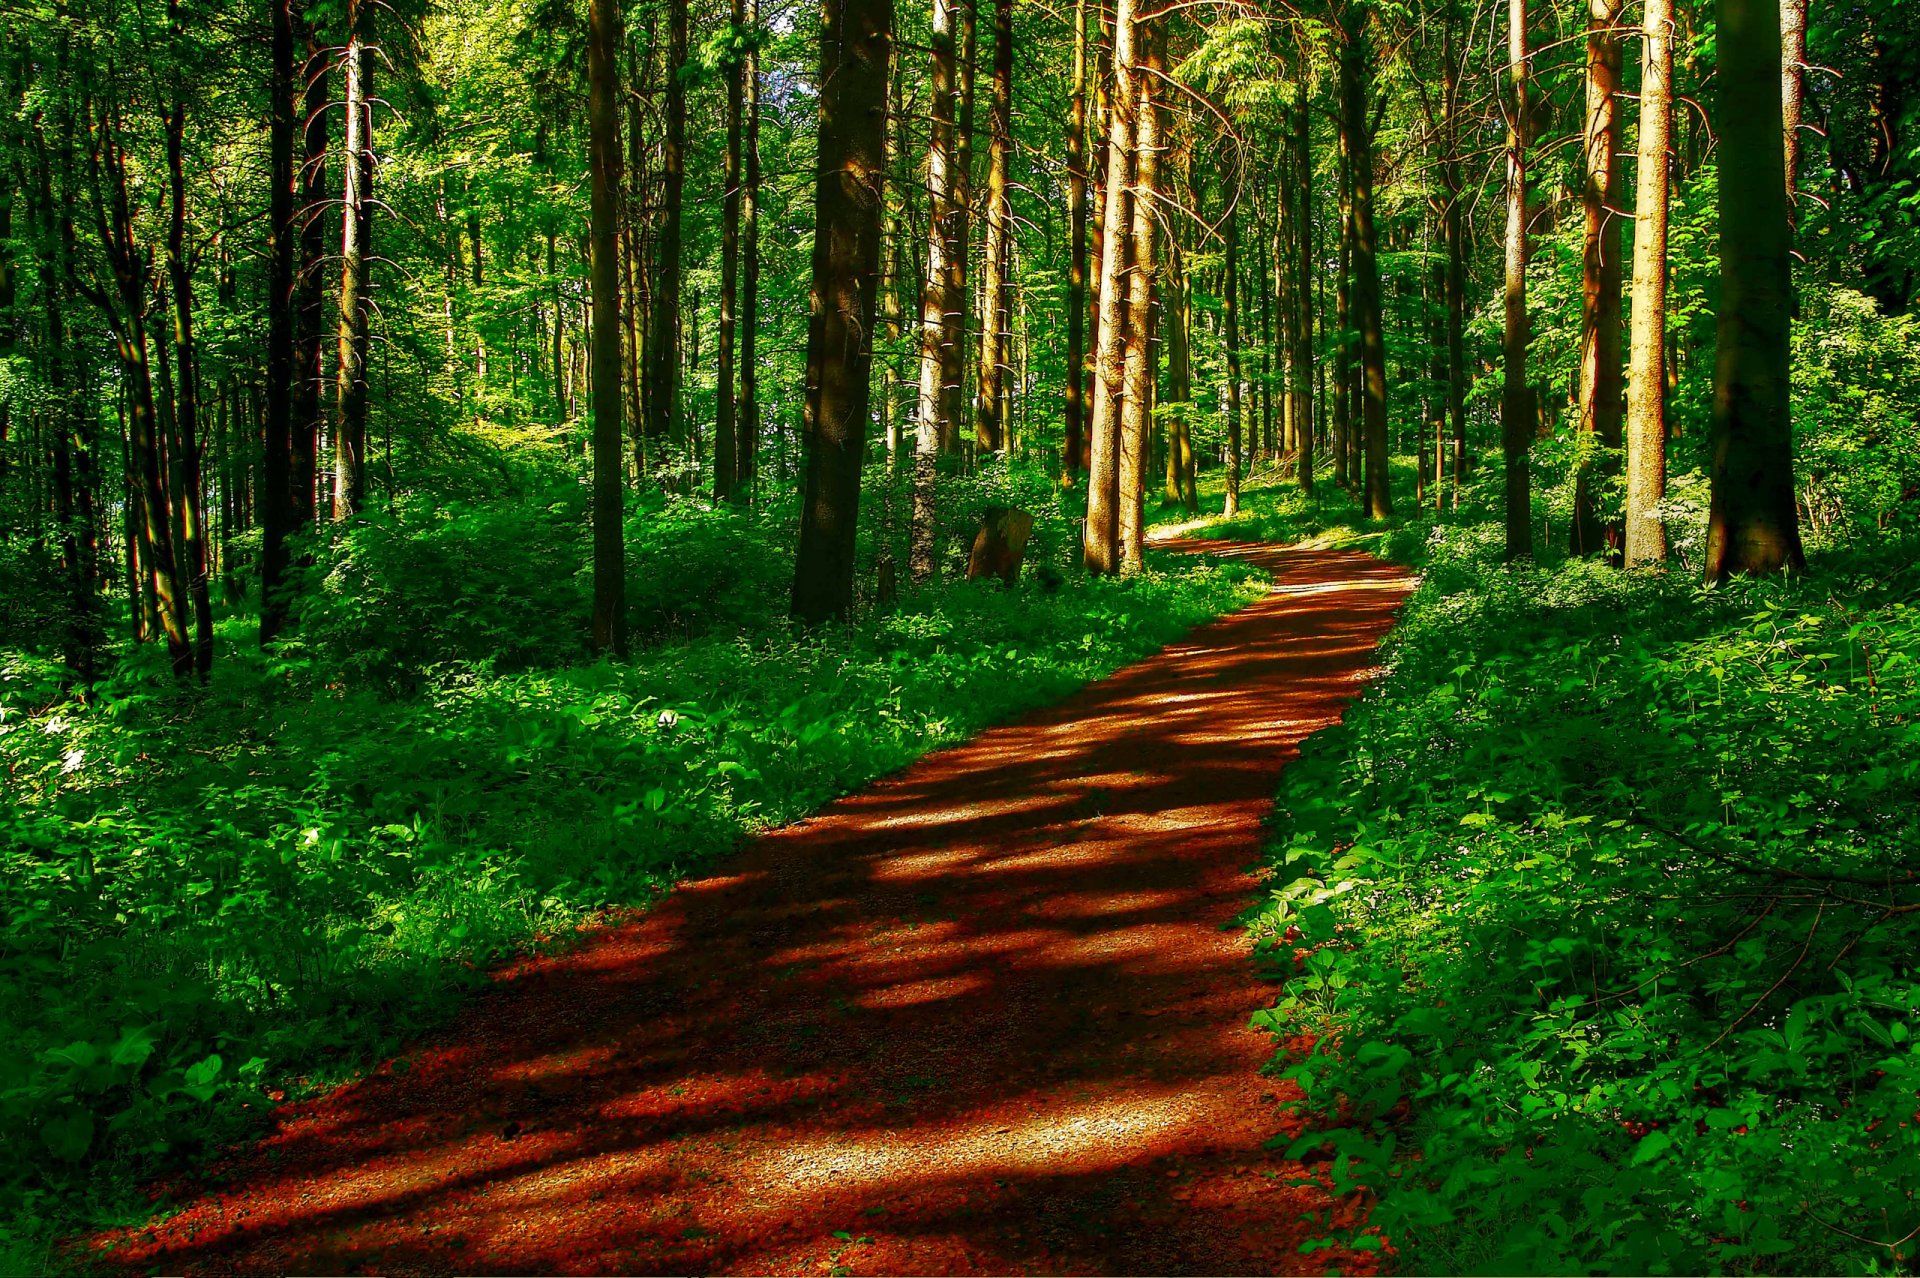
[588,0,627,653]
[1341,17,1392,519]
[792,0,893,621]
[938,0,979,450]
[1063,0,1089,483]
[1292,77,1315,495]
[1223,164,1244,519]
[1333,130,1351,491]
[1083,0,1136,572]
[261,0,298,644]
[1117,15,1163,575]
[910,0,961,581]
[332,19,371,521]
[1573,0,1625,558]
[716,0,745,501]
[647,0,688,449]
[163,66,213,677]
[1502,0,1533,559]
[741,0,762,495]
[1706,0,1803,578]
[1442,9,1468,494]
[1624,0,1674,567]
[293,30,328,537]
[1780,0,1807,209]
[973,0,1012,454]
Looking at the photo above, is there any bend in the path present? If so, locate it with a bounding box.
[90,541,1412,1277]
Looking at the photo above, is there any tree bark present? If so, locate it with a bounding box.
[938,0,979,450]
[1624,0,1674,567]
[910,0,961,581]
[647,0,688,449]
[588,0,627,653]
[1117,15,1162,575]
[716,0,745,501]
[1705,0,1803,578]
[792,0,893,621]
[163,56,213,677]
[261,0,298,645]
[293,29,328,537]
[332,16,372,521]
[1502,0,1533,559]
[1063,0,1089,482]
[973,0,1013,454]
[1292,76,1315,495]
[1573,0,1625,558]
[1082,0,1135,571]
[1223,163,1244,519]
[1341,15,1392,519]
[741,0,762,495]
[1780,0,1807,208]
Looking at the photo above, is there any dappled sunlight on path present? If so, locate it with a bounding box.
[89,543,1412,1277]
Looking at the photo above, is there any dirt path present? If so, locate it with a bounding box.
[93,542,1412,1277]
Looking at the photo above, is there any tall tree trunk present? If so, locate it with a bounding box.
[1780,0,1807,209]
[1341,15,1392,519]
[716,0,745,501]
[910,0,961,581]
[1502,0,1533,559]
[1083,0,1136,572]
[1333,129,1351,491]
[1292,76,1315,495]
[293,30,328,537]
[880,62,905,468]
[1441,7,1468,493]
[1223,164,1244,519]
[164,67,213,677]
[1624,0,1674,567]
[647,0,688,449]
[792,0,893,620]
[332,17,371,521]
[588,0,627,653]
[1573,0,1625,557]
[1706,0,1803,578]
[261,0,298,644]
[1117,15,1163,575]
[938,0,979,450]
[1063,0,1089,482]
[973,0,1012,453]
[740,0,762,495]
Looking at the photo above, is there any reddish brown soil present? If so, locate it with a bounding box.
[91,542,1411,1277]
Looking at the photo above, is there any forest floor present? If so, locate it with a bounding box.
[83,539,1411,1277]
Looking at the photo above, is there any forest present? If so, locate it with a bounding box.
[2,0,1918,1268]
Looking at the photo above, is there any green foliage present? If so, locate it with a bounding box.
[1249,522,1920,1274]
[0,513,1261,1265]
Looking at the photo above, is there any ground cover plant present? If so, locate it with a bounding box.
[0,492,1260,1271]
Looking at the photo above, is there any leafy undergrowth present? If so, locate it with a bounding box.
[1249,516,1920,1273]
[0,511,1262,1273]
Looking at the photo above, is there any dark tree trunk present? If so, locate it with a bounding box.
[716,0,745,501]
[1706,0,1803,578]
[262,0,298,644]
[792,0,893,621]
[1341,16,1392,519]
[588,0,628,652]
[164,72,213,677]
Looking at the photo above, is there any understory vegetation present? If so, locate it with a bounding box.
[1224,470,1920,1273]
[0,471,1259,1271]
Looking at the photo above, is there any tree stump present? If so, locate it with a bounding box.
[966,507,1035,587]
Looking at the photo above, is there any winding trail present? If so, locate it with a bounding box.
[93,541,1412,1277]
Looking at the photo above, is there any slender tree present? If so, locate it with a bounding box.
[910,0,961,580]
[1340,10,1391,519]
[261,0,298,644]
[1573,0,1625,557]
[588,0,627,652]
[1624,0,1674,567]
[716,0,745,501]
[973,0,1013,454]
[1502,0,1533,559]
[332,1,372,521]
[647,0,688,449]
[1117,14,1163,574]
[1063,0,1090,482]
[1083,0,1136,572]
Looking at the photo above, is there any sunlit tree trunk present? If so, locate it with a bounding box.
[1117,14,1162,575]
[792,0,892,620]
[588,0,627,653]
[293,30,328,536]
[1574,0,1625,558]
[973,0,1012,453]
[1502,0,1533,560]
[1706,0,1804,579]
[741,0,762,495]
[1083,0,1135,571]
[1223,162,1244,519]
[938,0,978,451]
[1780,0,1807,209]
[910,0,961,581]
[1292,76,1315,496]
[332,14,372,521]
[1624,0,1674,567]
[1441,8,1468,494]
[1063,0,1089,483]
